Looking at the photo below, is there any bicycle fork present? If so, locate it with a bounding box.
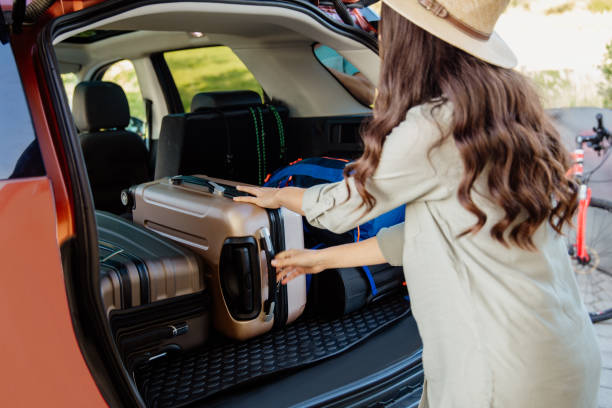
[570,148,592,264]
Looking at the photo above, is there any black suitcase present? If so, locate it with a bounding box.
[307,264,406,318]
[96,211,210,369]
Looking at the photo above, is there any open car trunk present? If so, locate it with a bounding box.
[42,0,425,406]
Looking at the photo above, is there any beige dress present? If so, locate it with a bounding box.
[301,102,601,407]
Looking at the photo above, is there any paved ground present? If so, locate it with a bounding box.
[597,321,612,407]
[547,107,612,407]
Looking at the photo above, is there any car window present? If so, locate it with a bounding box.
[61,72,79,109]
[164,46,264,112]
[101,60,147,139]
[313,43,376,107]
[0,42,45,179]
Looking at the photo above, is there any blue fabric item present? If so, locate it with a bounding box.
[266,163,344,185]
[314,45,360,76]
[265,157,405,242]
[361,265,378,296]
[266,157,405,297]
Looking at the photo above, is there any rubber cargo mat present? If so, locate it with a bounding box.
[134,295,411,408]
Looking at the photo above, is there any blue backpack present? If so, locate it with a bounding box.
[265,157,405,243]
[265,157,407,302]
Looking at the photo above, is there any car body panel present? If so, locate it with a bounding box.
[0,177,105,406]
[11,22,76,244]
[1,1,397,406]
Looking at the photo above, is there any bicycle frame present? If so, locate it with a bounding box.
[569,145,592,264]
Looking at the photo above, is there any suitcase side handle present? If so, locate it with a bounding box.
[258,227,279,322]
[170,175,250,199]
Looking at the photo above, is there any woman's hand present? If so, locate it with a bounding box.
[233,186,281,208]
[233,186,306,215]
[272,249,327,284]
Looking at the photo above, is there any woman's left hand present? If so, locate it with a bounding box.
[272,249,327,284]
[234,186,281,208]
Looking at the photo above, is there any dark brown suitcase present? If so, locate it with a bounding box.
[96,211,209,368]
[126,175,306,340]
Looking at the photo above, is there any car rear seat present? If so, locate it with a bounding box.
[154,90,289,185]
[73,81,150,214]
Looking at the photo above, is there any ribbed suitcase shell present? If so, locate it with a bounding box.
[129,176,306,340]
[97,211,205,314]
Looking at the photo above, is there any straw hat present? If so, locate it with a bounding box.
[383,0,517,68]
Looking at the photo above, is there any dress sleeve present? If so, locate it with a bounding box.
[301,104,452,234]
[376,222,405,266]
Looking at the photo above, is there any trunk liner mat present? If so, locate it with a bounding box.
[134,295,411,408]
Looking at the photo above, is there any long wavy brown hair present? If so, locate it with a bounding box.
[345,3,578,249]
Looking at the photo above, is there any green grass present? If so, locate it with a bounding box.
[588,0,612,12]
[61,47,263,134]
[102,61,146,120]
[165,46,264,112]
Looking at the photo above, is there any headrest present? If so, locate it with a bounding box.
[190,90,262,112]
[73,81,130,132]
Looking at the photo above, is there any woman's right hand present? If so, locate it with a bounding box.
[272,249,327,284]
[233,185,281,208]
[233,186,306,216]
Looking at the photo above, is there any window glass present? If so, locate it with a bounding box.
[61,72,79,109]
[313,44,376,107]
[164,46,264,112]
[102,60,146,138]
[0,42,45,179]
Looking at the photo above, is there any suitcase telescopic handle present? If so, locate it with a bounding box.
[170,175,249,199]
[259,227,279,322]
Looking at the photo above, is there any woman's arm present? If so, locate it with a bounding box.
[273,236,386,284]
[299,106,453,234]
[238,104,454,235]
[234,186,305,215]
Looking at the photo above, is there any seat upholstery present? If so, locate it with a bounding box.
[74,81,149,214]
[155,90,289,185]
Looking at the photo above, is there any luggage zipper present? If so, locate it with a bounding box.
[259,227,278,322]
[267,209,288,329]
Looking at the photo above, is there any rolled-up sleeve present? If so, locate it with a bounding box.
[376,223,405,266]
[301,105,451,234]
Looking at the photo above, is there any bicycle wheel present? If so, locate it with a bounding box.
[565,197,612,323]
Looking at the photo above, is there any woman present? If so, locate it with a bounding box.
[235,0,601,406]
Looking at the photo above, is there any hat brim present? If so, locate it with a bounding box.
[383,0,517,69]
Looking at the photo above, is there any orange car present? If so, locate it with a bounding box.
[1,1,424,407]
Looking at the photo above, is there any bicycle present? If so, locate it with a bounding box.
[565,113,612,323]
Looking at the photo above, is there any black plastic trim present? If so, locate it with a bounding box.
[295,350,423,408]
[39,18,146,408]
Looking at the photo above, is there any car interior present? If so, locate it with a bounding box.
[51,2,423,406]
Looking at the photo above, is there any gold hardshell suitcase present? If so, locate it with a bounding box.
[127,175,306,340]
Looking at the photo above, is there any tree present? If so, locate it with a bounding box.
[599,40,612,108]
